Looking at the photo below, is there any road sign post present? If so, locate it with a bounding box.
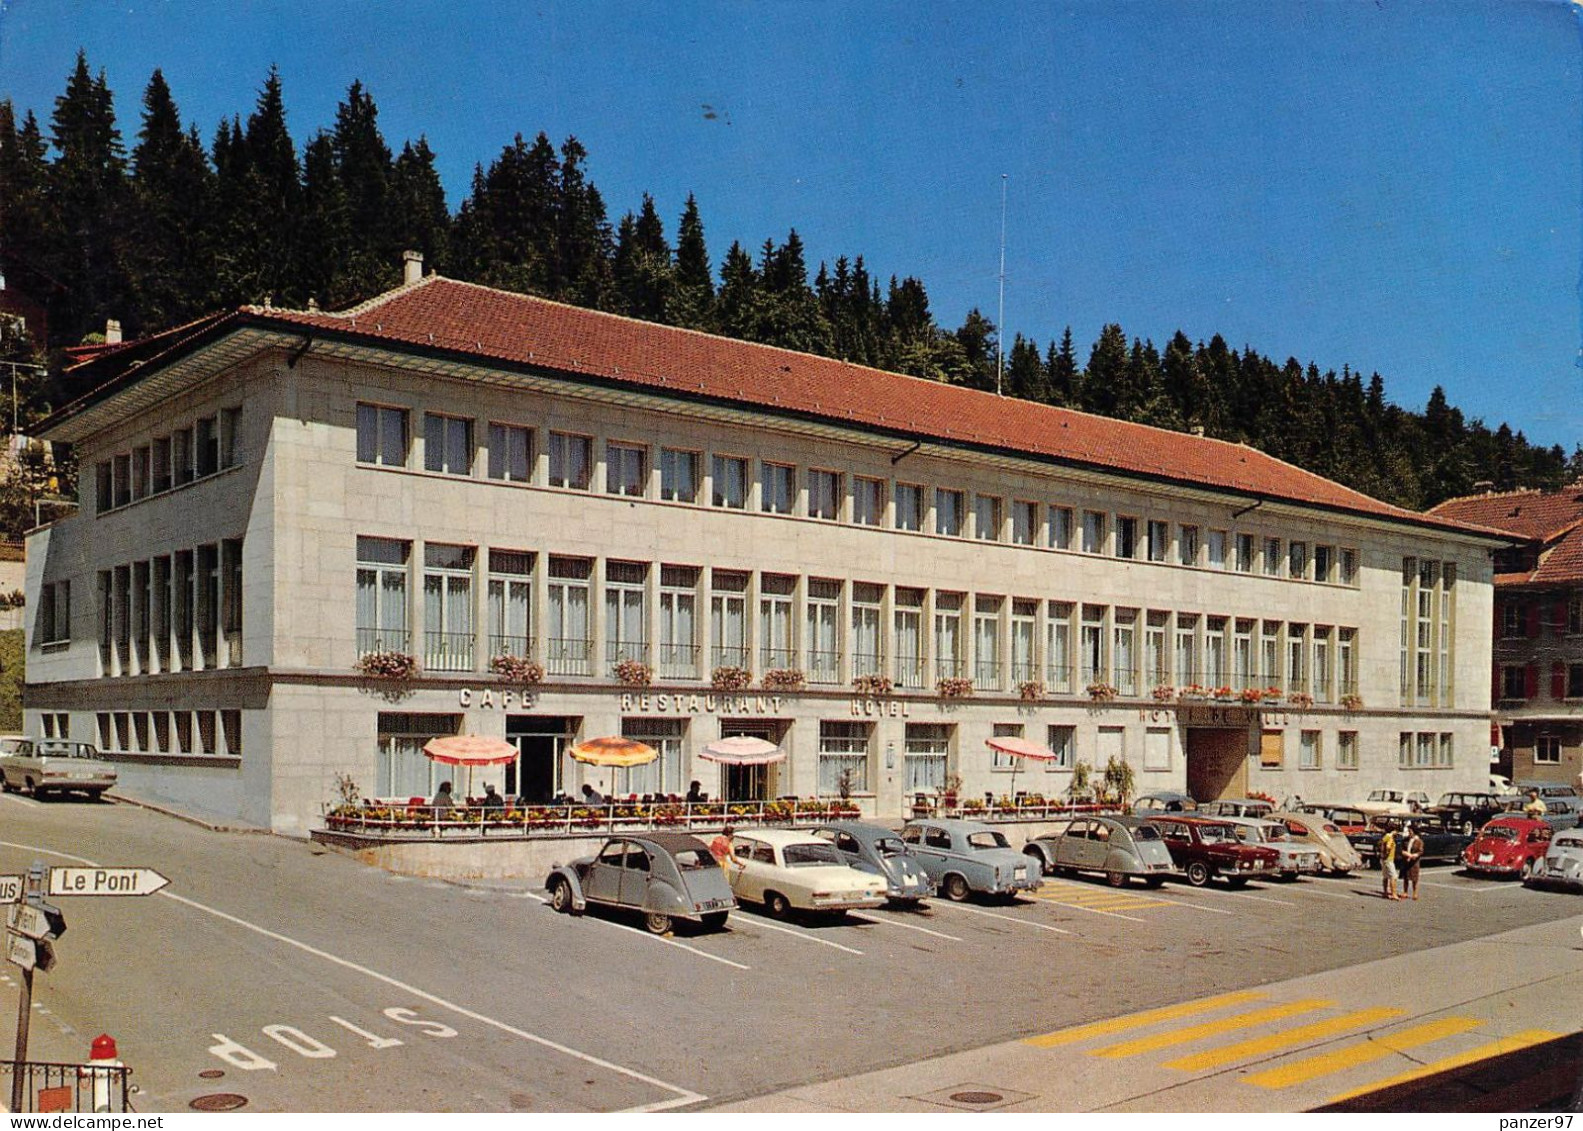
[48,868,169,898]
[9,862,47,1112]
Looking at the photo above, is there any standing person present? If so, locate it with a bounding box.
[1524,790,1547,820]
[710,824,736,870]
[1399,822,1424,900]
[1379,822,1400,901]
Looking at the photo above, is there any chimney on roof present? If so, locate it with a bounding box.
[1189,425,1205,437]
[1472,480,1495,495]
[104,319,122,345]
[403,250,424,286]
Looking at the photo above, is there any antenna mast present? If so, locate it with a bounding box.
[996,173,1008,397]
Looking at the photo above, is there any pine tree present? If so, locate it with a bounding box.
[296,132,350,307]
[223,67,302,305]
[1046,328,1078,406]
[1079,324,1129,414]
[668,193,714,329]
[389,138,450,273]
[715,240,761,341]
[0,102,55,307]
[612,193,672,321]
[330,80,396,299]
[753,229,830,353]
[555,136,613,308]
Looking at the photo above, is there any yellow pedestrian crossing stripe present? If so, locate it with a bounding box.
[1024,991,1268,1048]
[1033,888,1172,913]
[1164,1007,1406,1071]
[1323,1029,1562,1104]
[1090,999,1333,1059]
[1241,1016,1483,1089]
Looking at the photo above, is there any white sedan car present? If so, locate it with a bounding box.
[727,829,888,917]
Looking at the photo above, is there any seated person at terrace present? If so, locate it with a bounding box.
[581,783,606,806]
[480,784,505,809]
[431,781,455,812]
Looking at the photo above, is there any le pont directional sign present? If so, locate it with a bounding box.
[48,868,169,898]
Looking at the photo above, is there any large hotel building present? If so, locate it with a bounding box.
[25,260,1502,835]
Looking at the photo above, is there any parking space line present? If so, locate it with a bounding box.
[1027,896,1143,923]
[1214,890,1296,906]
[1164,1007,1406,1071]
[1090,999,1333,1059]
[1024,991,1269,1048]
[1242,1016,1483,1089]
[944,906,1073,933]
[739,917,864,954]
[1286,885,1353,898]
[1421,881,1505,893]
[848,914,962,942]
[1322,1028,1562,1104]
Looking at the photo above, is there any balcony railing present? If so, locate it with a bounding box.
[934,657,965,681]
[357,628,412,656]
[892,656,925,689]
[1011,660,1039,685]
[806,650,841,685]
[425,631,476,672]
[1045,662,1073,693]
[1114,670,1138,696]
[658,642,700,680]
[546,637,594,676]
[974,659,1003,691]
[712,644,750,671]
[760,647,798,670]
[489,633,533,660]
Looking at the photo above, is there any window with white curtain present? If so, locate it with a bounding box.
[934,593,963,680]
[819,721,870,794]
[606,443,647,497]
[974,595,1002,689]
[1046,725,1075,770]
[423,544,475,671]
[548,432,592,489]
[1046,602,1073,692]
[759,574,796,668]
[356,537,410,655]
[1081,605,1106,686]
[617,718,685,797]
[990,721,1024,770]
[712,455,747,508]
[852,477,884,526]
[808,470,841,520]
[1175,614,1198,686]
[710,570,749,669]
[546,557,592,674]
[761,463,795,515]
[424,414,473,475]
[806,579,841,683]
[605,561,649,667]
[1011,600,1037,683]
[904,723,952,792]
[376,713,461,798]
[660,448,699,503]
[659,565,699,679]
[1145,611,1169,689]
[487,549,534,658]
[487,422,532,482]
[1113,609,1137,695]
[892,587,922,687]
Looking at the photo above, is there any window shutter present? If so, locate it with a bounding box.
[1553,599,1567,634]
[1526,603,1541,637]
[1524,663,1538,699]
[1493,601,1504,632]
[1552,661,1567,701]
[1492,668,1501,702]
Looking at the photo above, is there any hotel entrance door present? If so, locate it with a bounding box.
[506,716,577,803]
[717,719,788,801]
[1184,727,1249,803]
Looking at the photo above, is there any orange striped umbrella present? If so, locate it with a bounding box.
[422,734,520,766]
[568,735,658,768]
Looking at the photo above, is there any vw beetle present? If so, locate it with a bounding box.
[810,821,935,904]
[546,833,736,934]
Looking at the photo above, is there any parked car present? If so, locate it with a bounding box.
[0,738,118,801]
[1525,828,1583,892]
[1490,774,1518,797]
[1355,789,1431,817]
[545,834,737,934]
[810,821,935,905]
[1219,816,1322,879]
[725,828,888,917]
[1462,817,1554,879]
[1267,810,1364,875]
[1132,791,1198,815]
[1295,803,1372,839]
[1198,798,1275,820]
[1514,781,1580,799]
[1428,792,1507,835]
[1022,815,1174,888]
[1148,815,1280,887]
[1500,793,1581,832]
[1355,819,1474,867]
[901,818,1042,901]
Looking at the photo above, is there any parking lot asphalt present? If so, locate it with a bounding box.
[1,794,1578,1113]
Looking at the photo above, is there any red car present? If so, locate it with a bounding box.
[1149,815,1281,888]
[1461,817,1553,879]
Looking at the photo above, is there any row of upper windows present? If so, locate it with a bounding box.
[354,403,1362,585]
[94,407,243,514]
[1498,593,1583,638]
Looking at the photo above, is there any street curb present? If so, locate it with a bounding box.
[108,793,275,836]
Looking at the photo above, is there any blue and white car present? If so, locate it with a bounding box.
[811,821,935,905]
[901,818,1041,901]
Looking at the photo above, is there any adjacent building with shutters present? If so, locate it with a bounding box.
[1429,486,1583,786]
[24,260,1505,834]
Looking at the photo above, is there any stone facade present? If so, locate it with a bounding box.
[25,294,1500,835]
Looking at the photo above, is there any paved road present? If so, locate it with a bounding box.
[0,792,1578,1113]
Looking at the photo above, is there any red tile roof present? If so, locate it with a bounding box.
[1431,486,1583,585]
[51,276,1505,540]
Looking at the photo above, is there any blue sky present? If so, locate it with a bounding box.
[1,0,1579,451]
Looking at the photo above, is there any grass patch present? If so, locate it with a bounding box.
[0,629,22,732]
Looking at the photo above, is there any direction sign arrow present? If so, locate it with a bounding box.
[0,875,21,905]
[6,905,50,941]
[48,868,169,898]
[7,933,35,971]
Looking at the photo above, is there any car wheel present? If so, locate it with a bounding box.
[1105,870,1127,889]
[0,777,14,794]
[764,891,792,918]
[644,912,673,935]
[1225,877,1250,889]
[548,878,575,914]
[1143,876,1166,889]
[1185,862,1210,887]
[943,874,971,902]
[700,912,729,931]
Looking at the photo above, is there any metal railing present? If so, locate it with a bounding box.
[489,634,533,660]
[357,628,412,656]
[0,1060,132,1113]
[934,657,965,681]
[974,659,1003,691]
[546,637,593,676]
[323,797,865,838]
[711,644,750,671]
[759,647,798,670]
[1046,662,1074,693]
[424,631,475,672]
[806,650,841,685]
[892,656,925,689]
[657,642,700,680]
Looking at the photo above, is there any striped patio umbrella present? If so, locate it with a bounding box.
[568,735,659,768]
[422,734,519,800]
[698,736,785,765]
[985,735,1060,797]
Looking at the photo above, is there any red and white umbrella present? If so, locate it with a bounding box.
[985,735,1059,796]
[422,734,519,799]
[699,735,785,765]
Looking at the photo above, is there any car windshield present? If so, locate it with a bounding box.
[1367,791,1402,802]
[1482,826,1519,842]
[1555,834,1583,849]
[672,848,716,870]
[1437,794,1460,806]
[1132,824,1161,841]
[874,837,907,856]
[34,741,101,760]
[1232,826,1262,844]
[967,831,1011,850]
[783,843,844,867]
[1262,826,1288,841]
